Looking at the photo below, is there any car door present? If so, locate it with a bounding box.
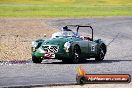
[78,40,89,58]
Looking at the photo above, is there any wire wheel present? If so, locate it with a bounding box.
[72,45,81,63]
[95,47,105,61]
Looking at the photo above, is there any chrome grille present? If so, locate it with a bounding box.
[42,45,59,53]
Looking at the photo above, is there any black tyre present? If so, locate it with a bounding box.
[32,56,42,63]
[95,46,105,61]
[72,45,81,64]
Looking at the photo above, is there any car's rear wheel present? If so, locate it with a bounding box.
[32,56,42,63]
[95,46,105,61]
[72,45,81,64]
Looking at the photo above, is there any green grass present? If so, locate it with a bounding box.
[0,0,132,17]
[0,0,132,5]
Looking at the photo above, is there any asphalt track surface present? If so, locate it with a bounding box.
[0,17,132,87]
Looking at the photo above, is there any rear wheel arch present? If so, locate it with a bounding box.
[95,39,107,54]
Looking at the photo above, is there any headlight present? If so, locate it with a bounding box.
[32,41,38,48]
[64,42,71,52]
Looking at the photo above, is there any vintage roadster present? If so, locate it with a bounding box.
[31,25,107,63]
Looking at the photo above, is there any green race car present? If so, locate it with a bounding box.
[31,25,107,63]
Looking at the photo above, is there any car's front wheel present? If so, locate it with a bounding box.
[32,56,42,63]
[71,45,81,64]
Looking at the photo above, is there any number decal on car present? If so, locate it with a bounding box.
[44,53,55,59]
[91,45,95,51]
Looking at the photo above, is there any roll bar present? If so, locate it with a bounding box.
[65,25,94,41]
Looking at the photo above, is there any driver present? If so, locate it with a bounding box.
[62,26,69,36]
[51,26,70,38]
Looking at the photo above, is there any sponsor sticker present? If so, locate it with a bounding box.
[76,66,131,84]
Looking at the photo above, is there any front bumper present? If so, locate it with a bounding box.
[32,50,71,60]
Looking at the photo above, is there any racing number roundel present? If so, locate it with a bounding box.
[91,45,95,51]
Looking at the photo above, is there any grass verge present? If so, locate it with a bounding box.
[0,4,132,17]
